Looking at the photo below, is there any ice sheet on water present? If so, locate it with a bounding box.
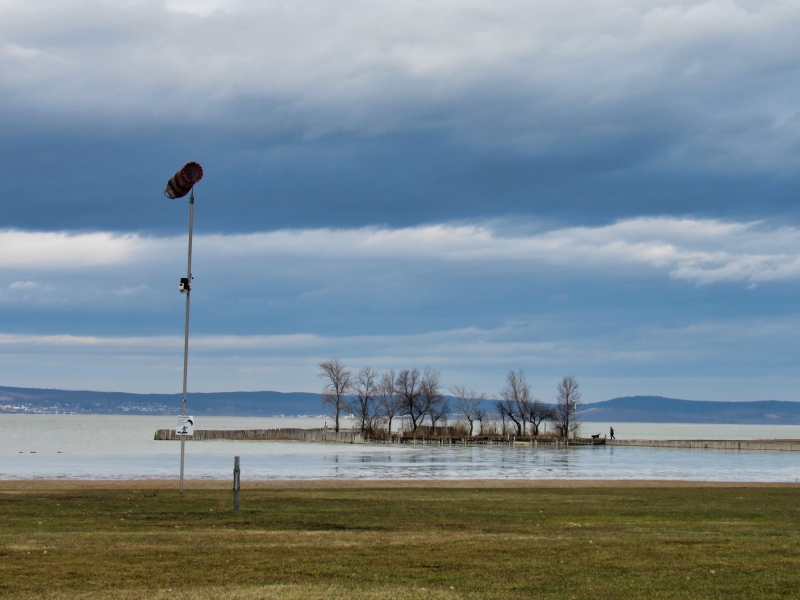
[2,415,800,482]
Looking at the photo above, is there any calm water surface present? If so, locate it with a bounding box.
[2,415,799,482]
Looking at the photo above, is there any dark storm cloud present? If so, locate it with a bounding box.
[0,0,799,232]
[1,125,798,234]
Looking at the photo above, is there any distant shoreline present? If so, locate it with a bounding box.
[3,386,800,424]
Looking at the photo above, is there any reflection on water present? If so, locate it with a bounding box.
[2,444,800,482]
[1,415,800,482]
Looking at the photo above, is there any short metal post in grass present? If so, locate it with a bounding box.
[233,456,241,512]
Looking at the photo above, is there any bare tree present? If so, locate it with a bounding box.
[396,368,425,432]
[378,369,403,442]
[419,367,445,429]
[499,370,533,435]
[318,358,351,433]
[348,367,379,435]
[525,398,555,437]
[555,375,582,438]
[473,406,488,435]
[429,397,450,429]
[494,399,510,434]
[495,370,531,436]
[451,385,486,436]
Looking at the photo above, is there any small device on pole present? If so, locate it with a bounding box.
[233,456,241,512]
[165,162,204,495]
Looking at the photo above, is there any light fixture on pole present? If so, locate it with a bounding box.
[165,161,203,495]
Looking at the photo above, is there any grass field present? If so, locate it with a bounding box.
[1,480,799,599]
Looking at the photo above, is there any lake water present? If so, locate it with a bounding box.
[2,415,800,482]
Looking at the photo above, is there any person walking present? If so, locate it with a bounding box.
[610,426,615,440]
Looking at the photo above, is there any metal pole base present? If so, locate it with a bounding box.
[179,438,186,494]
[233,456,241,512]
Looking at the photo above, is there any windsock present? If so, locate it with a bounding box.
[164,162,204,199]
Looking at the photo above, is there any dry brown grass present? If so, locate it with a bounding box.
[1,481,799,599]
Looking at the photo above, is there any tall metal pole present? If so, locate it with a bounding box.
[179,188,195,495]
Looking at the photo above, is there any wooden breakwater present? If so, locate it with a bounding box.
[153,429,800,451]
[395,436,604,446]
[154,428,363,443]
[608,439,800,452]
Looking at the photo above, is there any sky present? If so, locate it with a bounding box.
[1,0,800,402]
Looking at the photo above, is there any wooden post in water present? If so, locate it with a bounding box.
[233,456,240,512]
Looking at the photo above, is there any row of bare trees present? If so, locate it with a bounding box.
[319,359,445,435]
[318,359,582,438]
[494,370,582,438]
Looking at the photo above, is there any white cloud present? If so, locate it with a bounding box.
[8,280,37,289]
[192,218,800,285]
[0,230,170,269]
[3,42,40,59]
[2,217,799,285]
[164,0,233,17]
[0,321,740,366]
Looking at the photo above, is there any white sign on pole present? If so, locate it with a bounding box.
[176,416,194,436]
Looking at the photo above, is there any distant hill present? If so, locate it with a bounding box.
[2,387,800,424]
[579,396,800,424]
[0,386,322,416]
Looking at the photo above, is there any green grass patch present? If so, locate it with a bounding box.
[1,484,798,598]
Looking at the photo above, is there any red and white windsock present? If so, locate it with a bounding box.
[164,162,204,199]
